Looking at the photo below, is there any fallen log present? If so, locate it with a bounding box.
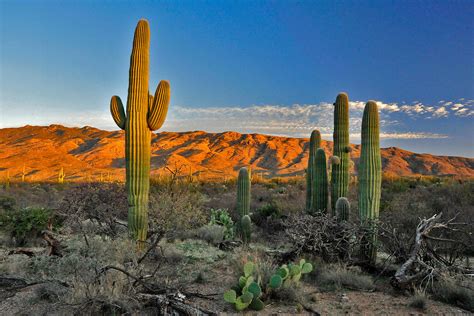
[138,293,218,316]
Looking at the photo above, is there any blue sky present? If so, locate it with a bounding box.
[0,0,473,157]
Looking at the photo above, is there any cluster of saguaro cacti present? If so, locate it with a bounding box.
[58,167,65,184]
[305,130,321,211]
[110,19,171,244]
[331,93,350,212]
[358,101,382,264]
[237,167,251,244]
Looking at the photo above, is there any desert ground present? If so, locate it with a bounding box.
[1,176,472,315]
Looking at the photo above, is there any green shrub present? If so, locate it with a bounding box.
[209,208,234,240]
[0,207,53,244]
[0,195,16,211]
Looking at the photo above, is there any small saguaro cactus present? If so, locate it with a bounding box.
[21,164,26,182]
[241,215,251,245]
[306,130,321,211]
[58,167,65,183]
[5,170,10,190]
[110,19,171,244]
[311,148,328,213]
[358,101,382,264]
[237,167,251,242]
[331,93,350,212]
[335,197,350,222]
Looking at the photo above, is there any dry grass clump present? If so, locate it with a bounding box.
[311,263,375,292]
[432,277,474,312]
[149,185,207,235]
[408,290,428,311]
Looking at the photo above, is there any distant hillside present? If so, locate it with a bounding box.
[0,125,473,181]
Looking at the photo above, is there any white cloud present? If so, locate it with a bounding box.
[432,106,449,118]
[3,98,471,140]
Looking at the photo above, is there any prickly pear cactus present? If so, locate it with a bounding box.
[110,19,171,244]
[224,262,264,311]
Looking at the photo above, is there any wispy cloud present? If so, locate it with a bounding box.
[165,99,472,140]
[2,98,471,141]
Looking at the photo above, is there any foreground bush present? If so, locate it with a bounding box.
[0,207,53,245]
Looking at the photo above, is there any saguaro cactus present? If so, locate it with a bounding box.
[331,92,350,213]
[241,215,251,245]
[21,165,26,182]
[58,167,65,184]
[110,19,171,243]
[306,130,321,211]
[311,148,328,213]
[335,197,350,222]
[358,101,382,264]
[237,167,251,242]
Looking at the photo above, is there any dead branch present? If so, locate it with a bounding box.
[138,293,218,315]
[99,265,217,315]
[41,230,63,256]
[392,213,474,289]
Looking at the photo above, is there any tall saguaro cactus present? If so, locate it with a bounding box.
[358,101,382,264]
[110,19,171,243]
[237,167,251,242]
[311,148,328,213]
[306,130,321,211]
[331,92,350,213]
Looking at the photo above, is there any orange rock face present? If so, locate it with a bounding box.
[0,125,473,182]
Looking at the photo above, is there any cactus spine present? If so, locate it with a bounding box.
[237,167,251,242]
[358,101,382,264]
[335,197,350,222]
[311,148,328,213]
[110,19,171,244]
[331,93,350,213]
[306,130,321,211]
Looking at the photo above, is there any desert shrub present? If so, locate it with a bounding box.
[380,181,474,255]
[171,239,226,263]
[310,263,375,292]
[194,224,225,245]
[0,195,16,211]
[408,289,427,311]
[0,207,53,245]
[149,185,207,234]
[59,183,127,236]
[432,278,474,312]
[209,208,234,240]
[284,212,366,262]
[26,236,140,308]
